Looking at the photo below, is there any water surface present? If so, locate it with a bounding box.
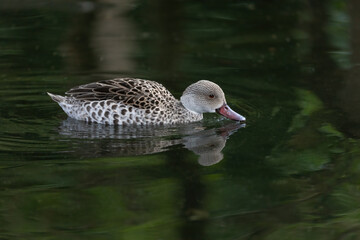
[1,1,360,239]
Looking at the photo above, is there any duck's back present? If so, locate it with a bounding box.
[66,78,175,107]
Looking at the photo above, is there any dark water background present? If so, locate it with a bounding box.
[1,0,360,239]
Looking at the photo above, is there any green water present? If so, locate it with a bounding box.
[1,0,360,239]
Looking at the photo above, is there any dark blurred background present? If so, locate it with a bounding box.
[1,1,360,240]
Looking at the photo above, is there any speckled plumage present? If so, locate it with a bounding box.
[48,78,203,125]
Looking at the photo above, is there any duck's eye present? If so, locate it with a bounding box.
[209,94,215,99]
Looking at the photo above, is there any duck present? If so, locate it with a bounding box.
[47,78,246,125]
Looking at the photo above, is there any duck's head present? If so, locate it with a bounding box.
[180,80,246,122]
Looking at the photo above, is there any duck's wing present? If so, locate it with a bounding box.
[65,78,176,109]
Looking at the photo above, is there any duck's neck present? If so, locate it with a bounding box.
[175,101,203,123]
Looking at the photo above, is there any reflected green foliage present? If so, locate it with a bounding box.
[0,0,359,239]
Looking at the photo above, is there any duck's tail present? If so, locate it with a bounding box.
[47,92,65,103]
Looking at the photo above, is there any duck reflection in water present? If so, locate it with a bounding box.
[58,118,245,166]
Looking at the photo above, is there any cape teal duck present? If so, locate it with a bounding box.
[48,78,246,125]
